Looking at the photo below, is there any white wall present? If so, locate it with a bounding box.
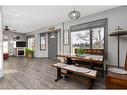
[27,24,63,58]
[27,6,127,67]
[0,6,3,78]
[34,33,48,57]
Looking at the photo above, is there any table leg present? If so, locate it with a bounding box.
[102,64,104,77]
[55,68,62,82]
[91,62,94,69]
[88,78,95,89]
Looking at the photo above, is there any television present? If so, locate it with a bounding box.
[16,41,26,47]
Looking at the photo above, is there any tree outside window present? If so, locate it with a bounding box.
[71,30,90,54]
[92,27,104,49]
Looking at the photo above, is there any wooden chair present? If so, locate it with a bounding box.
[74,49,92,68]
[106,52,127,73]
[75,49,105,76]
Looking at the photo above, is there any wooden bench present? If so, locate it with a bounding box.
[53,63,97,89]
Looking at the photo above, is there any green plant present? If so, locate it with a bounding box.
[25,48,34,56]
[76,48,85,56]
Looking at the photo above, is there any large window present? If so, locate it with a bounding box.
[3,41,8,53]
[71,27,105,54]
[28,37,35,50]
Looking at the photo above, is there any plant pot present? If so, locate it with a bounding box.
[27,54,33,58]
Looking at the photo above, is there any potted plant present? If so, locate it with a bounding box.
[25,48,34,58]
[76,48,85,56]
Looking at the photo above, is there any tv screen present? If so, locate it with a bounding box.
[16,41,26,47]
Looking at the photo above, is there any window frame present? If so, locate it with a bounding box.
[27,35,35,50]
[40,33,46,50]
[64,29,69,45]
[91,27,105,49]
[3,41,8,53]
[71,27,105,50]
[70,18,108,59]
[71,29,91,49]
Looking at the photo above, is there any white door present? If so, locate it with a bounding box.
[0,7,3,78]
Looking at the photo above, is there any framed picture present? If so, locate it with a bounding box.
[64,29,69,45]
[40,33,46,50]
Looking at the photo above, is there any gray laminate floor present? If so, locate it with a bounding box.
[0,57,105,89]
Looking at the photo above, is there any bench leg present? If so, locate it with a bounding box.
[55,68,62,82]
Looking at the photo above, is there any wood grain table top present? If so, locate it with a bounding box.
[53,63,97,79]
[57,54,104,62]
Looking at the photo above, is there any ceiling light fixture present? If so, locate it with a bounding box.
[14,12,19,16]
[68,6,81,20]
[48,27,55,39]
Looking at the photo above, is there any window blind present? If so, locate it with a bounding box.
[27,35,35,38]
[70,18,107,32]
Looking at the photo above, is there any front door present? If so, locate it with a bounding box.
[48,32,57,60]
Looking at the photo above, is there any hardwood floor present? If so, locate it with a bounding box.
[0,57,105,89]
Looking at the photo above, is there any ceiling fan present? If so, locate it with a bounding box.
[3,26,17,32]
[4,26,9,31]
[3,26,20,40]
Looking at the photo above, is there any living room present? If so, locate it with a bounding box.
[0,4,127,90]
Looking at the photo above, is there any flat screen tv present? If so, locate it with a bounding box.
[16,41,26,47]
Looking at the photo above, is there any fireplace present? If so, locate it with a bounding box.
[16,48,25,56]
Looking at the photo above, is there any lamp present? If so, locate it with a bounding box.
[68,6,80,20]
[50,33,55,39]
[48,27,55,39]
[109,26,127,67]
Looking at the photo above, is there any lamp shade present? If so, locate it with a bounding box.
[109,26,127,36]
[68,10,80,20]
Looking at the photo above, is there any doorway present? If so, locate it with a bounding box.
[48,31,58,60]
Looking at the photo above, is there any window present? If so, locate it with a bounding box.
[92,27,104,49]
[40,33,46,50]
[64,29,69,45]
[28,37,35,50]
[71,27,105,54]
[3,41,8,53]
[71,30,90,54]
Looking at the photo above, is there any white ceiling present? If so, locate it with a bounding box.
[2,6,118,33]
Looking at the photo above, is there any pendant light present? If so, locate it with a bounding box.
[49,27,55,39]
[68,6,81,20]
[50,32,55,39]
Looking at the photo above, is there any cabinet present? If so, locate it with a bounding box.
[106,72,127,89]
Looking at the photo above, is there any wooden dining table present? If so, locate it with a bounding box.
[58,54,104,64]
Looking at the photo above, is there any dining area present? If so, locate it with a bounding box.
[52,48,127,89]
[53,49,105,89]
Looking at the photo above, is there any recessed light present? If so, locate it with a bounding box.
[14,12,19,16]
